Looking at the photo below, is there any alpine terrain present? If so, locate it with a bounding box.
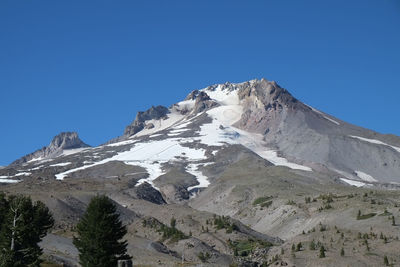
[1,78,400,266]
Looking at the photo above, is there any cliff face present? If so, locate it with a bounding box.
[123,105,169,137]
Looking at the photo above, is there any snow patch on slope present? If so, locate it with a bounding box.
[195,109,312,171]
[186,163,210,191]
[0,178,20,183]
[55,138,208,189]
[340,178,370,187]
[355,171,377,182]
[349,135,400,153]
[14,172,31,176]
[61,148,90,156]
[50,162,72,167]
[129,111,185,138]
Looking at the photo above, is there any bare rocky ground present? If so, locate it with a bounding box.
[2,154,399,267]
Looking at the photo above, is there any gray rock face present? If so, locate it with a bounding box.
[11,132,89,165]
[231,79,400,183]
[124,105,169,137]
[130,182,166,205]
[193,91,219,113]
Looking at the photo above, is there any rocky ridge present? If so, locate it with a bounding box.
[11,132,89,165]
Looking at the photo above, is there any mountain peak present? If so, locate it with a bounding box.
[11,131,89,165]
[48,132,89,151]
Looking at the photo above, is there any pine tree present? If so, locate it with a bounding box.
[309,239,316,250]
[392,216,395,226]
[0,195,54,267]
[357,210,361,220]
[340,248,344,256]
[73,195,130,267]
[384,255,389,266]
[319,245,326,258]
[170,217,176,228]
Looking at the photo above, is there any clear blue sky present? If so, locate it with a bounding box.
[1,0,399,165]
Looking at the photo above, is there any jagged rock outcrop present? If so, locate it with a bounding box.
[124,105,169,137]
[234,79,306,134]
[11,132,89,165]
[130,182,166,205]
[193,91,219,113]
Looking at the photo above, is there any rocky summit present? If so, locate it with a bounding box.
[1,78,400,266]
[11,132,90,165]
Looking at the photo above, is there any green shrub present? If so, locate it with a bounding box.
[357,213,377,220]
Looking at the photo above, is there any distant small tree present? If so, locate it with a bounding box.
[198,251,210,263]
[319,245,326,258]
[291,244,295,251]
[392,216,396,226]
[170,217,176,228]
[73,195,130,267]
[296,242,302,251]
[384,255,389,266]
[357,210,361,220]
[340,248,344,256]
[309,239,316,250]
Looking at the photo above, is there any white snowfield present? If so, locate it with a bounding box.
[50,162,72,167]
[61,148,90,156]
[54,82,312,192]
[340,178,371,187]
[0,178,20,183]
[0,175,21,183]
[355,171,377,182]
[349,135,400,153]
[129,111,185,138]
[14,172,31,176]
[56,138,209,189]
[105,140,137,147]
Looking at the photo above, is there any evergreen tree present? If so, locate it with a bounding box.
[0,195,54,267]
[170,217,176,228]
[357,210,361,220]
[340,248,344,256]
[392,216,395,226]
[319,245,326,258]
[309,239,316,250]
[384,255,389,266]
[73,195,130,267]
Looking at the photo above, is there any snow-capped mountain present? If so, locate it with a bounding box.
[2,79,400,192]
[3,78,400,266]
